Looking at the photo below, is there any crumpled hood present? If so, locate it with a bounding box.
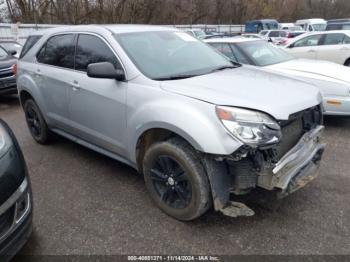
[161,66,321,120]
[267,59,350,96]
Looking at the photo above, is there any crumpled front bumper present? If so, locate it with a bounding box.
[258,125,325,196]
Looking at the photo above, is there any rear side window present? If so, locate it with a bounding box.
[323,33,345,45]
[20,35,42,58]
[230,44,251,65]
[269,31,279,37]
[293,34,322,47]
[37,34,75,69]
[209,43,236,61]
[326,24,342,31]
[75,34,122,72]
[279,31,287,37]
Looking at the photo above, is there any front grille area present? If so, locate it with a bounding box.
[276,105,323,159]
[0,66,14,79]
[0,206,15,239]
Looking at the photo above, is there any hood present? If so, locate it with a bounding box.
[161,66,321,120]
[267,59,350,96]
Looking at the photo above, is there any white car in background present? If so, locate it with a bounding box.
[206,37,350,116]
[283,30,350,66]
[295,18,327,32]
[259,30,288,44]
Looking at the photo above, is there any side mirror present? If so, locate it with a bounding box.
[87,62,125,81]
[10,50,17,56]
[268,37,273,42]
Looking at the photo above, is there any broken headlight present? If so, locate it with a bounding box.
[216,106,282,147]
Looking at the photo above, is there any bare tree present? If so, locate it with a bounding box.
[3,0,350,25]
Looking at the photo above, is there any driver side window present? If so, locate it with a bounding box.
[293,34,322,48]
[75,34,122,72]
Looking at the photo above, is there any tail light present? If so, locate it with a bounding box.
[12,63,17,76]
[287,33,293,38]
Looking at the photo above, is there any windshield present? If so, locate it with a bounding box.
[194,31,206,38]
[313,24,327,31]
[0,47,8,59]
[115,31,233,80]
[263,22,278,30]
[236,40,294,66]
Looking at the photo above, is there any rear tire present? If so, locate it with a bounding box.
[143,138,211,221]
[24,99,51,144]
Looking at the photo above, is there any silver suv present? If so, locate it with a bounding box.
[17,25,325,221]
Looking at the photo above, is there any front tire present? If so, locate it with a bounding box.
[143,138,211,221]
[24,99,51,144]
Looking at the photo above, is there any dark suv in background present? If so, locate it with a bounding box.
[326,19,350,30]
[0,46,17,96]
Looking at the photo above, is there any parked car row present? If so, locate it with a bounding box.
[205,37,350,116]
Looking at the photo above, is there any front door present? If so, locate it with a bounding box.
[68,34,128,156]
[287,34,323,60]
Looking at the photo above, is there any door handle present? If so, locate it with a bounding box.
[307,49,316,53]
[70,80,81,90]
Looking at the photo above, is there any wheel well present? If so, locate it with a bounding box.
[136,128,192,174]
[19,90,34,107]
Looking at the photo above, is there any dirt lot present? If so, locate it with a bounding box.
[1,96,349,256]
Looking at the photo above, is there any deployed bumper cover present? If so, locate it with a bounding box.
[258,125,325,195]
[206,125,325,217]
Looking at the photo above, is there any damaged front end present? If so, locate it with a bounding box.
[205,105,325,218]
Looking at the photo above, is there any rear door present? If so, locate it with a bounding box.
[286,34,323,59]
[35,34,76,130]
[68,34,127,156]
[316,33,350,64]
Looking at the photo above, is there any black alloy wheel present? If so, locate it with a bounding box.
[150,155,192,209]
[143,138,211,221]
[25,103,42,139]
[24,99,51,144]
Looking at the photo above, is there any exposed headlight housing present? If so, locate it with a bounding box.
[216,106,282,147]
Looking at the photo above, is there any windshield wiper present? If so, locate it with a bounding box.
[154,74,199,81]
